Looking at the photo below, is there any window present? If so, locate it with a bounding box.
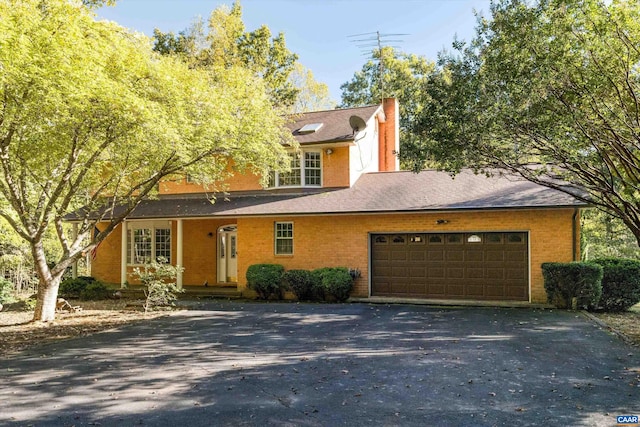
[275,222,293,255]
[305,152,321,186]
[269,151,322,188]
[126,222,171,264]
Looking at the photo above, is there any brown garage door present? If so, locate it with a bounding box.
[371,232,528,301]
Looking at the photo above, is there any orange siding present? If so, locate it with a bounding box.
[322,146,350,188]
[237,209,577,303]
[91,209,577,304]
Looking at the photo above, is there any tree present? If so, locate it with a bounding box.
[288,63,335,113]
[0,0,292,321]
[153,2,299,108]
[581,209,640,260]
[339,47,437,168]
[409,0,640,245]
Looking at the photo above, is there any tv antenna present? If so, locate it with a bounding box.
[348,31,408,103]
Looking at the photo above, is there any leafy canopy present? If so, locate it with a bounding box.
[0,0,291,321]
[408,0,640,245]
[153,1,299,108]
[339,47,436,168]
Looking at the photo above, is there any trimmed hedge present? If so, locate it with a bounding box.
[59,276,110,300]
[588,258,640,312]
[312,267,354,302]
[59,276,97,299]
[542,262,603,309]
[80,282,111,301]
[246,264,285,300]
[283,269,315,301]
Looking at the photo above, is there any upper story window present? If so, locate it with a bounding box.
[269,151,322,188]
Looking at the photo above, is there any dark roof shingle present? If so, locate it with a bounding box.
[287,105,381,145]
[85,170,586,220]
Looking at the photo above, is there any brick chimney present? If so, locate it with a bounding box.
[378,98,399,172]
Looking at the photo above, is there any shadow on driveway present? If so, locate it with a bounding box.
[1,301,638,426]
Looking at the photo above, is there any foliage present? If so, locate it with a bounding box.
[282,269,315,301]
[288,63,335,113]
[79,281,111,301]
[59,276,96,299]
[339,47,437,169]
[582,209,640,260]
[246,264,286,300]
[133,261,184,312]
[311,267,354,302]
[542,262,603,309]
[0,0,292,321]
[0,278,17,305]
[588,258,640,312]
[153,2,299,107]
[408,0,640,246]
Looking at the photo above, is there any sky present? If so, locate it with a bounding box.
[98,0,492,102]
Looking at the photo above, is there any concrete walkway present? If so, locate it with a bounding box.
[1,301,638,426]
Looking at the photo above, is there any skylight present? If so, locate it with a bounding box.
[298,123,323,134]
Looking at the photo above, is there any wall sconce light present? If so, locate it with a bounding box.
[436,219,449,225]
[325,148,333,155]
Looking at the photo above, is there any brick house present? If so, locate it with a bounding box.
[85,98,585,304]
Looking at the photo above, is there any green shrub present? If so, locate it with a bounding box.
[588,258,640,312]
[133,261,184,312]
[80,281,111,301]
[312,267,354,302]
[542,262,603,309]
[59,276,96,299]
[0,278,16,305]
[283,269,315,301]
[246,264,285,300]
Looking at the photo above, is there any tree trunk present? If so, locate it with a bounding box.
[31,241,63,322]
[33,275,62,322]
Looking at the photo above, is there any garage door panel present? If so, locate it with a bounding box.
[371,233,528,301]
[446,251,464,262]
[485,251,505,262]
[486,285,506,297]
[465,250,484,262]
[486,268,505,279]
[391,251,408,261]
[447,267,464,279]
[373,250,390,261]
[467,267,484,279]
[466,285,485,296]
[427,249,445,261]
[446,284,464,297]
[427,267,445,278]
[506,251,527,262]
[409,267,426,278]
[409,251,426,262]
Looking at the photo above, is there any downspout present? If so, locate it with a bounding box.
[572,208,579,262]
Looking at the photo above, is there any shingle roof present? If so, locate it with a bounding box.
[77,170,586,221]
[287,105,382,145]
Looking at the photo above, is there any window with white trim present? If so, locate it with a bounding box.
[126,221,172,264]
[269,151,322,188]
[275,222,293,255]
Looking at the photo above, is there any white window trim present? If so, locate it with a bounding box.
[126,220,172,266]
[269,150,322,189]
[274,221,294,255]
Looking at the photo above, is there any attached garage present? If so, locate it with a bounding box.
[371,232,529,301]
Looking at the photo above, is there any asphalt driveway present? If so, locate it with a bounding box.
[1,301,638,426]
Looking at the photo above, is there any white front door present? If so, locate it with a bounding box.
[217,225,238,283]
